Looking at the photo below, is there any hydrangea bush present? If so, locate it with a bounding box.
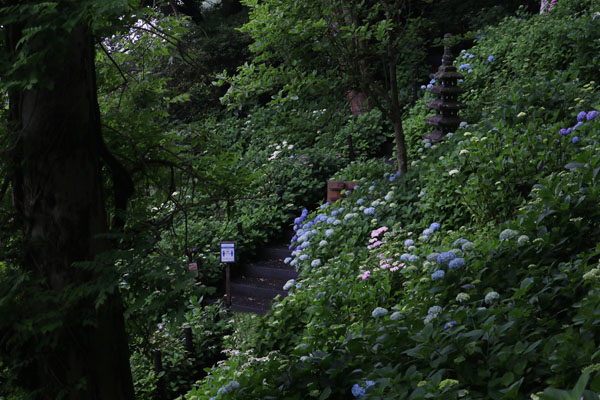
[184,2,600,399]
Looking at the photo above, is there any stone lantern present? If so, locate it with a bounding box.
[424,34,466,142]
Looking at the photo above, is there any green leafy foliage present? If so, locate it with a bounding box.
[182,3,600,399]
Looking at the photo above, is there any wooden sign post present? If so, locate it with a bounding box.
[220,242,236,307]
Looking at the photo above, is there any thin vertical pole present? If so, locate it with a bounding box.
[183,326,193,356]
[154,349,165,400]
[225,263,231,307]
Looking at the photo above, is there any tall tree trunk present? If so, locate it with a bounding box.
[392,116,408,174]
[7,20,135,400]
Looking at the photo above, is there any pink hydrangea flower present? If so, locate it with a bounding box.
[361,270,371,280]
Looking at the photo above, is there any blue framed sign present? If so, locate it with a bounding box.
[220,242,236,263]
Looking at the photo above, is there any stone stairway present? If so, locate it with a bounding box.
[229,244,298,315]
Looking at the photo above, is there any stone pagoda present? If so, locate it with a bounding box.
[425,34,466,142]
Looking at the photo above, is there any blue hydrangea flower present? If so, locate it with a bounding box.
[453,238,468,248]
[290,259,298,267]
[429,222,441,231]
[444,321,457,329]
[357,198,365,205]
[560,128,568,136]
[431,270,445,280]
[300,241,310,249]
[517,235,530,246]
[363,207,375,215]
[365,381,375,388]
[484,291,500,304]
[408,254,419,263]
[311,259,321,267]
[325,228,334,237]
[449,257,466,269]
[404,239,415,247]
[572,136,579,144]
[284,257,292,264]
[487,55,494,62]
[421,84,426,89]
[327,217,336,224]
[218,381,240,394]
[577,111,587,122]
[467,69,473,73]
[499,229,518,241]
[299,254,309,261]
[283,279,295,290]
[587,110,598,121]
[400,253,410,261]
[469,54,475,59]
[461,241,475,251]
[437,251,456,264]
[389,172,400,182]
[306,221,314,228]
[319,240,328,247]
[422,228,433,236]
[573,121,583,130]
[352,384,366,398]
[332,209,339,217]
[429,305,442,313]
[426,252,440,262]
[372,307,389,317]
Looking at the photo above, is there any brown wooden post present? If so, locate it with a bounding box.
[154,349,165,400]
[183,326,194,356]
[225,264,231,307]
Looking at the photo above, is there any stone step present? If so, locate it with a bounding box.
[230,277,288,299]
[230,295,272,315]
[244,264,298,280]
[257,244,291,260]
[231,303,269,315]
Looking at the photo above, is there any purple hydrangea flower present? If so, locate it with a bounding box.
[559,128,568,136]
[587,110,598,121]
[573,121,583,130]
[572,136,579,144]
[577,111,587,122]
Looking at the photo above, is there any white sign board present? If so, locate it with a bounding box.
[220,242,236,263]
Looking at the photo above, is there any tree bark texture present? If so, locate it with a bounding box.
[7,21,135,400]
